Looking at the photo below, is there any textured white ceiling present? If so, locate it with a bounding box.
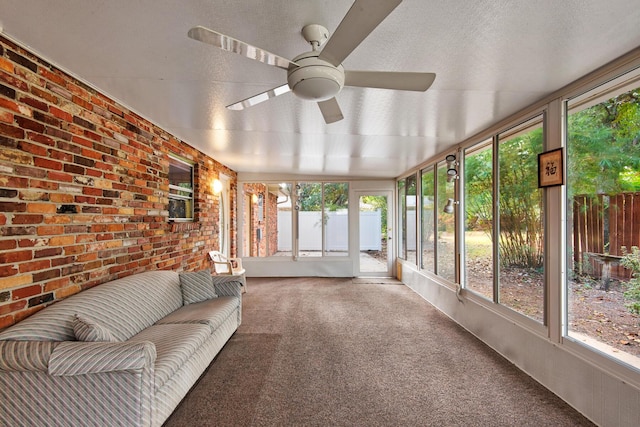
[1,0,639,178]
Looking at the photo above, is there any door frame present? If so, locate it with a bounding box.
[355,190,394,277]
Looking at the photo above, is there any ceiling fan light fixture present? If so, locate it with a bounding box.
[287,53,345,101]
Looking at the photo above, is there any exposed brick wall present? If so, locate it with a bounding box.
[0,36,237,330]
[266,191,278,256]
[241,183,280,257]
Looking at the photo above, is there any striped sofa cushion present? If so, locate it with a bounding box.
[128,323,211,391]
[0,271,184,342]
[179,270,217,304]
[72,315,119,342]
[156,296,239,332]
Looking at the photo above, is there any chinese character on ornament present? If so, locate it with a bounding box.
[545,160,557,177]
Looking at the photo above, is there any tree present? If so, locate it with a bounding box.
[465,127,544,268]
[567,87,640,195]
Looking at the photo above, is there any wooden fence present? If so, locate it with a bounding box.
[573,192,640,281]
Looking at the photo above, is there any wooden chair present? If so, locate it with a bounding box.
[208,251,246,292]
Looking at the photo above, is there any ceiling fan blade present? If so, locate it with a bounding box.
[226,84,291,110]
[188,26,296,70]
[344,71,436,91]
[318,0,402,67]
[317,98,344,124]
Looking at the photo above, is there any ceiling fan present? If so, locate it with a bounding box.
[187,0,435,124]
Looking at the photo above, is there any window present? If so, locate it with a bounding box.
[168,155,194,221]
[461,117,545,323]
[398,179,406,259]
[406,174,417,265]
[566,72,640,367]
[323,182,349,256]
[497,117,544,322]
[242,181,348,258]
[436,160,455,281]
[298,182,349,257]
[421,166,435,273]
[464,139,494,299]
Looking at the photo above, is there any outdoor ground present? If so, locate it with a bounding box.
[368,235,639,361]
[466,255,640,359]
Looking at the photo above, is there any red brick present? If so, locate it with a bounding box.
[27,203,56,214]
[83,187,102,196]
[19,95,48,112]
[0,315,14,329]
[85,168,101,177]
[29,179,58,189]
[49,193,74,203]
[0,301,27,316]
[0,70,29,91]
[0,265,18,277]
[39,68,66,86]
[81,147,103,160]
[18,141,48,156]
[51,256,75,267]
[0,110,12,124]
[34,157,62,171]
[32,269,60,282]
[46,171,73,182]
[108,104,124,117]
[0,122,24,139]
[0,99,25,115]
[50,105,72,122]
[34,247,62,258]
[49,149,73,162]
[67,83,89,99]
[44,277,72,293]
[30,86,59,105]
[0,250,32,263]
[37,225,64,235]
[0,239,17,250]
[26,132,55,146]
[0,57,13,73]
[0,202,26,212]
[3,226,37,237]
[19,259,50,273]
[15,116,45,133]
[12,214,43,224]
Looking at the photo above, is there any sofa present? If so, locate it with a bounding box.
[0,269,243,427]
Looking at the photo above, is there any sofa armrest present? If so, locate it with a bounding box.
[0,340,60,372]
[48,341,156,376]
[1,340,157,427]
[212,275,244,298]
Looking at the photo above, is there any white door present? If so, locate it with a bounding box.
[357,191,392,276]
[218,174,231,258]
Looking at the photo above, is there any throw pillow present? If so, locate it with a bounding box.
[179,269,218,304]
[72,314,119,342]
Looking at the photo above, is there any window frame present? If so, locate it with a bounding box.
[168,154,195,222]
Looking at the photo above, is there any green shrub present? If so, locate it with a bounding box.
[620,246,640,316]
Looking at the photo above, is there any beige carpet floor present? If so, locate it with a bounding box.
[164,277,595,426]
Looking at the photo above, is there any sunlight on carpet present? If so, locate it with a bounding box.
[352,278,402,285]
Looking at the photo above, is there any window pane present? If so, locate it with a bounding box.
[464,139,494,299]
[566,79,640,366]
[242,183,267,257]
[421,167,435,273]
[406,174,417,265]
[437,161,455,281]
[168,198,192,220]
[398,179,406,259]
[168,156,193,220]
[498,117,544,322]
[298,182,323,257]
[324,182,349,256]
[276,183,293,256]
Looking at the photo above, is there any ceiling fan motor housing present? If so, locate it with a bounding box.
[287,52,345,101]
